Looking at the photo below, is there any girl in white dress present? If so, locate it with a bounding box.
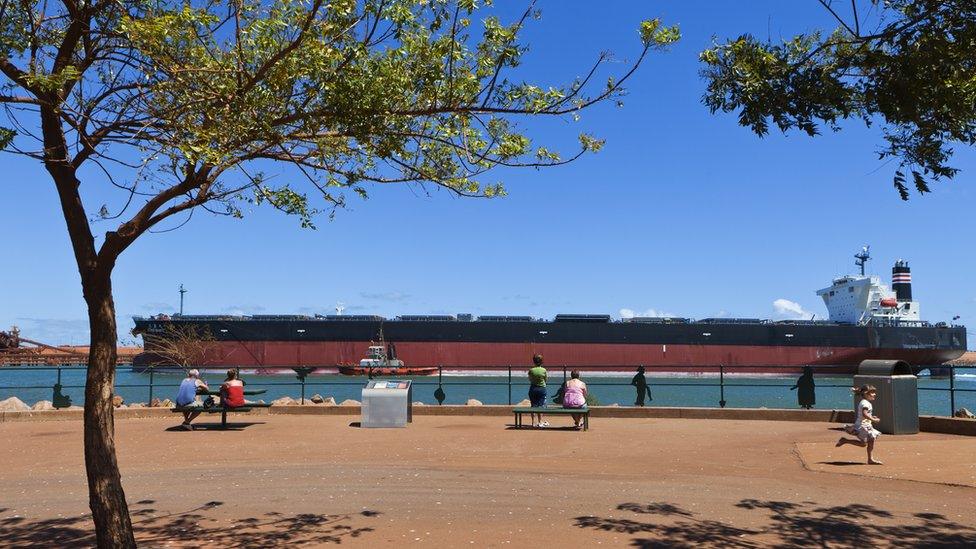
[836,385,883,464]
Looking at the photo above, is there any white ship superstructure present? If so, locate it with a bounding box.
[817,248,921,326]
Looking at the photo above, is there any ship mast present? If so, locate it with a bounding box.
[854,246,871,276]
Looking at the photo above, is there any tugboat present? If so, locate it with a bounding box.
[338,343,438,376]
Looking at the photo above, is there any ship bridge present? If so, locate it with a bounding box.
[816,248,921,326]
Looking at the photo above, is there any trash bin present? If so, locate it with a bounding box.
[853,360,918,434]
[361,380,413,428]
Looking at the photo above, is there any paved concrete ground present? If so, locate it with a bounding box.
[1,414,974,547]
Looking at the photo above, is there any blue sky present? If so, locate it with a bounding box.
[2,1,974,346]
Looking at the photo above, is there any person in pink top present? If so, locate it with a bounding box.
[562,370,588,429]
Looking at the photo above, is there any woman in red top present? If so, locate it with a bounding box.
[220,369,246,408]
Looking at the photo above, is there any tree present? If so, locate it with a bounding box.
[142,323,217,370]
[700,0,976,199]
[0,1,678,546]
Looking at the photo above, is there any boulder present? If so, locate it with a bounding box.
[412,401,425,406]
[320,397,337,406]
[272,396,297,406]
[310,394,325,404]
[32,400,54,411]
[149,397,162,408]
[128,402,146,408]
[466,399,483,406]
[159,399,174,407]
[112,395,125,408]
[0,397,30,412]
[954,407,976,419]
[517,399,531,407]
[339,399,360,406]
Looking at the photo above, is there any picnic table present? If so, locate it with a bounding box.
[172,388,271,429]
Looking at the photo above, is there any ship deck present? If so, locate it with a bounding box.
[2,414,975,546]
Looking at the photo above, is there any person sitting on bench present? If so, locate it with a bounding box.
[562,370,588,430]
[220,369,246,408]
[176,369,208,430]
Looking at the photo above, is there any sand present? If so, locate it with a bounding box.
[1,414,975,547]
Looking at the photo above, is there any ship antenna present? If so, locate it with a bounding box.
[178,284,187,315]
[854,246,871,276]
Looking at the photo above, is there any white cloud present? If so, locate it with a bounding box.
[772,298,815,320]
[620,307,676,319]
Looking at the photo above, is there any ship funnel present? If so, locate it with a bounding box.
[892,260,912,301]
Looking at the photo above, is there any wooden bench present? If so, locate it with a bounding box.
[172,403,272,429]
[513,406,589,431]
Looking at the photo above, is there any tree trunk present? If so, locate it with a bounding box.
[83,273,136,548]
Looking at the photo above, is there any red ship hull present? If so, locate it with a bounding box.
[136,340,962,374]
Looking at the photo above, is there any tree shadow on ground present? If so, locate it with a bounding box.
[574,499,976,548]
[0,500,381,548]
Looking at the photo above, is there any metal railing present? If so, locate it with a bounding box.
[1,363,973,415]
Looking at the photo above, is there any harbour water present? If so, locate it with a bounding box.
[1,366,974,415]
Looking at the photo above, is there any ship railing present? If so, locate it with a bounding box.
[0,363,972,416]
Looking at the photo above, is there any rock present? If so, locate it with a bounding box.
[0,397,30,412]
[339,399,360,406]
[517,399,531,407]
[954,407,976,419]
[321,397,336,406]
[310,394,325,404]
[272,397,297,406]
[412,401,425,406]
[129,402,146,408]
[32,400,54,411]
[607,403,619,407]
[149,397,162,408]
[466,399,483,406]
[112,395,125,408]
[159,399,173,407]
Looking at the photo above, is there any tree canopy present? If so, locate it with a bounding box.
[1,0,679,237]
[700,0,976,199]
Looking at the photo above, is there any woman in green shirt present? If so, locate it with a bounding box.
[528,354,548,427]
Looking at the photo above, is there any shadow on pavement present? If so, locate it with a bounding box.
[0,500,381,548]
[163,422,266,432]
[575,499,976,547]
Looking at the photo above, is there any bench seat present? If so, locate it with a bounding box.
[173,403,273,429]
[512,406,589,430]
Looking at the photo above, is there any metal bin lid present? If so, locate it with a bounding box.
[857,359,913,376]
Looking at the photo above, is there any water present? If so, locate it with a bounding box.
[2,366,974,415]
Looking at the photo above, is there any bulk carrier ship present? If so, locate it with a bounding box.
[131,249,967,374]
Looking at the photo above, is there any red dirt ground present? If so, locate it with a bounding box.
[1,415,974,547]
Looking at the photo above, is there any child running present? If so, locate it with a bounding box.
[836,384,883,464]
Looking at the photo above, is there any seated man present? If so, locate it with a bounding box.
[220,369,246,408]
[175,369,208,430]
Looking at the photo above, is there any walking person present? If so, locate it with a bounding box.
[631,365,652,406]
[175,369,208,430]
[790,366,816,409]
[836,385,884,464]
[528,354,548,427]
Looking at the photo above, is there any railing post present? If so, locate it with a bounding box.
[507,366,512,405]
[301,376,306,405]
[949,365,956,417]
[148,368,155,404]
[719,364,726,408]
